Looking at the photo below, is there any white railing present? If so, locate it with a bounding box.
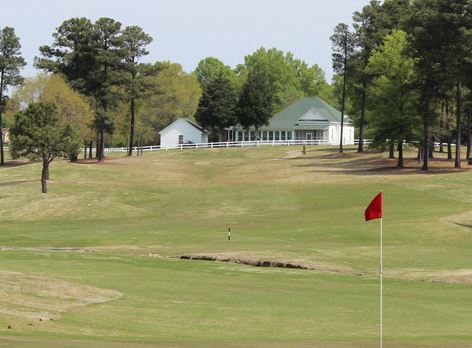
[104,139,371,153]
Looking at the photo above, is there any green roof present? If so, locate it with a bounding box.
[260,96,353,130]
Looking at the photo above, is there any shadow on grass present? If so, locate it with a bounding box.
[454,222,472,229]
[0,179,37,187]
[0,160,32,169]
[72,158,126,165]
[293,151,471,176]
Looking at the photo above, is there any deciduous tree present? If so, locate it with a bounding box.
[367,30,418,167]
[10,102,80,193]
[9,74,94,160]
[238,60,275,134]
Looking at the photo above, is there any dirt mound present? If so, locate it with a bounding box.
[179,254,363,276]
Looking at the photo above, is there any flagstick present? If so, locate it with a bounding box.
[380,216,383,348]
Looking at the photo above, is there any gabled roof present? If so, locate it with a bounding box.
[159,118,208,134]
[261,96,353,130]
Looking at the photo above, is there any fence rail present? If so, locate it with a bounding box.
[3,140,456,155]
[103,139,372,153]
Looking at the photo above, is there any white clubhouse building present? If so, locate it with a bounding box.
[229,97,354,145]
[159,97,354,147]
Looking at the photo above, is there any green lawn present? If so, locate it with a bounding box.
[0,146,471,347]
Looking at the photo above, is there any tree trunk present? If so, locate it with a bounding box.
[41,159,49,193]
[422,121,429,171]
[357,84,366,153]
[339,39,348,154]
[447,138,452,160]
[83,143,87,159]
[98,129,105,162]
[397,141,404,168]
[95,132,99,159]
[439,141,443,153]
[88,141,93,159]
[445,99,452,160]
[467,109,471,161]
[388,141,395,159]
[0,125,4,166]
[417,146,422,162]
[128,97,136,156]
[0,70,5,166]
[455,80,462,168]
[137,135,141,156]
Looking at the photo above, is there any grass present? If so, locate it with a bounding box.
[0,145,471,347]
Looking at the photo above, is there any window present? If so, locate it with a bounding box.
[269,131,274,140]
[244,131,249,141]
[275,131,280,141]
[281,131,286,140]
[262,131,267,141]
[178,135,183,144]
[287,131,292,140]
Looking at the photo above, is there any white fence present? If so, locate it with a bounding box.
[104,139,372,153]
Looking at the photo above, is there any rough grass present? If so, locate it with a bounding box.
[0,270,121,321]
[0,145,472,347]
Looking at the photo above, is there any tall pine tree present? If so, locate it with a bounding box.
[0,26,26,165]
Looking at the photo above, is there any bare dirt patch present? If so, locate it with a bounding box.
[0,270,122,321]
[179,254,363,276]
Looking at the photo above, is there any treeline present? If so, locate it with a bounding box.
[332,0,472,170]
[0,17,332,192]
[194,50,333,141]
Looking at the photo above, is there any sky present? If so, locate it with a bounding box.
[1,0,371,82]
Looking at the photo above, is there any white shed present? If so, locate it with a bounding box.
[159,118,208,147]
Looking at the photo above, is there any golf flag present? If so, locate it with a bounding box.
[364,191,384,348]
[365,192,382,221]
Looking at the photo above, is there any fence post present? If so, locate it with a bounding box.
[226,142,229,148]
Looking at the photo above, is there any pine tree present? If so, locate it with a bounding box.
[330,23,356,153]
[0,26,26,165]
[195,73,238,141]
[121,26,152,156]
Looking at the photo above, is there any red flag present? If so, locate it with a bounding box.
[365,192,382,221]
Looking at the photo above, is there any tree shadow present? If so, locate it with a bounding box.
[0,179,37,187]
[453,222,472,229]
[0,160,32,169]
[294,153,471,176]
